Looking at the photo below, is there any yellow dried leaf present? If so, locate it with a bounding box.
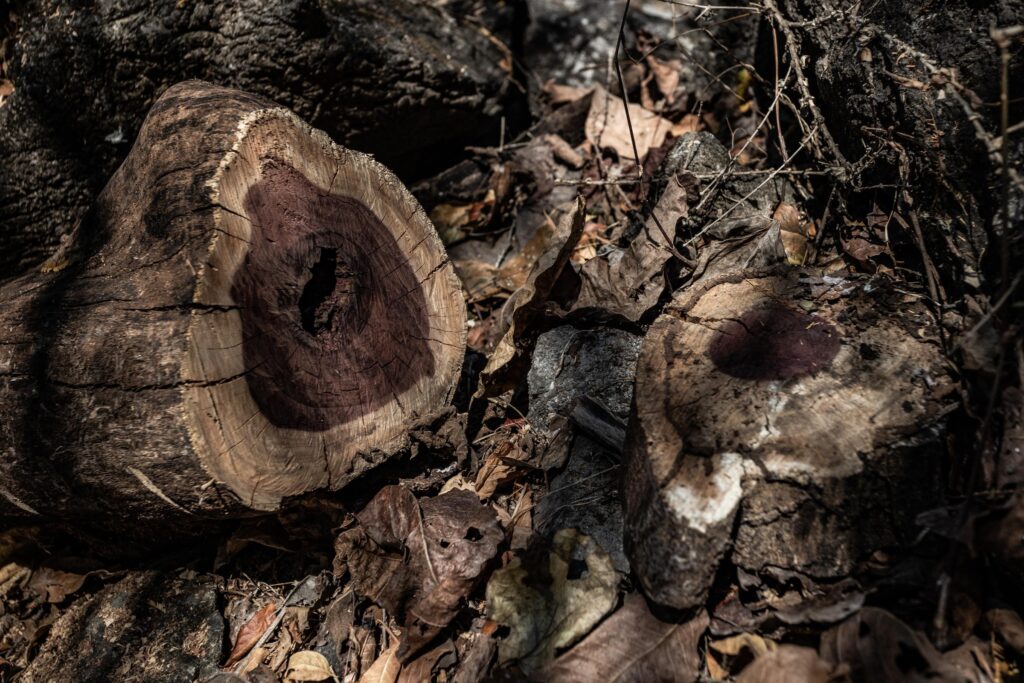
[286,650,338,682]
[357,643,401,683]
[708,633,778,680]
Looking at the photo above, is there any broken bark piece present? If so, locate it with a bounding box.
[0,82,466,532]
[21,571,223,683]
[624,269,954,610]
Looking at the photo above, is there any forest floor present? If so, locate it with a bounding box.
[0,1,1022,682]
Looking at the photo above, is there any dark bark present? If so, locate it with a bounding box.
[20,572,223,683]
[761,0,1024,296]
[0,0,524,275]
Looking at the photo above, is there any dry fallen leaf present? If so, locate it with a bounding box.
[708,633,777,680]
[477,197,585,396]
[334,485,502,660]
[572,167,688,321]
[735,645,833,683]
[358,643,401,683]
[0,79,13,108]
[286,650,338,682]
[773,201,814,265]
[821,607,983,682]
[987,607,1024,653]
[585,85,672,163]
[454,259,504,304]
[240,647,268,675]
[27,566,89,603]
[542,80,592,105]
[538,593,707,682]
[430,189,496,245]
[670,114,703,137]
[474,424,535,499]
[456,207,576,306]
[486,528,619,673]
[397,640,456,683]
[225,600,278,667]
[541,133,584,169]
[646,55,682,104]
[266,625,295,673]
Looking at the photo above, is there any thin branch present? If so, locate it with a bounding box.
[683,125,818,247]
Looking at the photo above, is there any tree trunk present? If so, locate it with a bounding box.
[622,133,956,611]
[0,0,525,275]
[760,0,1023,295]
[0,81,466,535]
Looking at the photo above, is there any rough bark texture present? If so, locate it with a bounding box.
[763,0,1024,293]
[622,135,956,611]
[0,81,466,535]
[20,571,223,683]
[0,0,522,275]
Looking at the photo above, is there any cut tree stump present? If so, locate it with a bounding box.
[622,139,956,611]
[0,81,466,533]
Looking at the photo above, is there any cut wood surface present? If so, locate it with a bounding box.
[0,81,466,531]
[622,137,957,611]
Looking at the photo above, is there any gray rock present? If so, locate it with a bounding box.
[528,326,641,429]
[528,325,642,572]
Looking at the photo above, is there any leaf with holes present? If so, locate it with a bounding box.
[820,607,982,681]
[334,485,502,661]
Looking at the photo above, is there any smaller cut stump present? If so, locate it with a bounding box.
[625,267,955,610]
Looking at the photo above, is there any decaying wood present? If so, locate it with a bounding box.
[623,136,956,611]
[0,81,466,533]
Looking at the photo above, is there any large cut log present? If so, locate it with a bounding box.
[0,0,524,275]
[0,81,466,533]
[623,134,956,610]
